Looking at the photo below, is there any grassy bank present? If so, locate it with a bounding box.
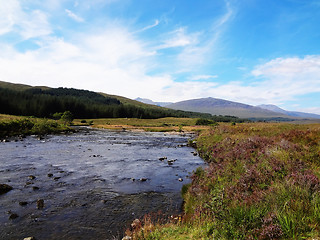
[127,123,320,239]
[74,117,212,132]
[0,114,73,138]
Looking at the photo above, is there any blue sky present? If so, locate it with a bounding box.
[0,0,320,114]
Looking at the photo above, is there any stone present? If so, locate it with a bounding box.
[139,178,147,182]
[178,178,183,182]
[47,173,53,177]
[19,201,28,206]
[122,236,132,240]
[24,237,36,240]
[159,157,167,161]
[28,175,36,180]
[0,183,13,194]
[32,186,40,191]
[9,213,19,220]
[37,199,44,209]
[53,177,61,181]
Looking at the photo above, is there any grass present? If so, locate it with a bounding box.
[0,114,73,138]
[73,117,211,132]
[126,122,320,239]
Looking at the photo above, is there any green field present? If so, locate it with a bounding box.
[74,117,212,132]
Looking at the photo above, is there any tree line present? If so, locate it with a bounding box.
[0,86,246,122]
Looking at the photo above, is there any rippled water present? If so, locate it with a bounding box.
[0,128,204,239]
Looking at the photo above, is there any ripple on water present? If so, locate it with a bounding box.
[0,128,204,239]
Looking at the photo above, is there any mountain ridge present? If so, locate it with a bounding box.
[257,104,320,119]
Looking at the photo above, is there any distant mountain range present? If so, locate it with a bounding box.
[135,97,173,107]
[257,104,320,119]
[136,97,320,120]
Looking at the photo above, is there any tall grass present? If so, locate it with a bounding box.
[126,123,320,239]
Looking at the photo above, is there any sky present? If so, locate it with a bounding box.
[0,0,320,114]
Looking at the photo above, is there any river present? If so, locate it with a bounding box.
[0,128,204,239]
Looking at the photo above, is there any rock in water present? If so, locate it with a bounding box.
[0,184,13,194]
[37,199,44,209]
[9,213,19,220]
[19,201,28,206]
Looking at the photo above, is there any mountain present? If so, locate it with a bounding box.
[166,97,292,119]
[135,97,172,107]
[0,81,214,120]
[257,104,320,119]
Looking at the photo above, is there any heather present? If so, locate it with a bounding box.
[128,123,320,239]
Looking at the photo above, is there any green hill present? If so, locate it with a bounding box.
[0,81,239,121]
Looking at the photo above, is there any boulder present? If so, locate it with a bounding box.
[0,184,13,194]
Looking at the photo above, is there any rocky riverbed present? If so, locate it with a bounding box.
[0,128,204,239]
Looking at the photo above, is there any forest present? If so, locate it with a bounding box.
[0,87,245,122]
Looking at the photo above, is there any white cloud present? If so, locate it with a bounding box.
[189,75,218,81]
[251,55,320,97]
[0,27,172,100]
[20,10,52,39]
[0,0,51,39]
[65,9,85,22]
[0,0,21,35]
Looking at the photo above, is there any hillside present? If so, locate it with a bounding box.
[166,97,291,119]
[257,104,320,119]
[0,81,227,120]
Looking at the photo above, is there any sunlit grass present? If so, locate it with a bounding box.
[126,122,320,239]
[73,117,211,132]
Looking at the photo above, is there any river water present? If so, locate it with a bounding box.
[0,128,204,239]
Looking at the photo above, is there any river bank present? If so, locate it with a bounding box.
[126,122,320,239]
[0,114,73,140]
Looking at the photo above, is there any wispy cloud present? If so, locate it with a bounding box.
[156,27,198,49]
[135,19,160,33]
[175,1,234,71]
[65,9,85,22]
[0,0,51,39]
[189,75,218,81]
